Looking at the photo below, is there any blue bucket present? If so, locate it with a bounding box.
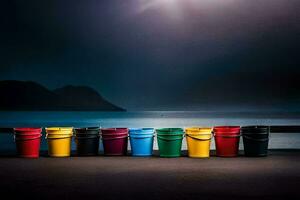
[129,128,154,157]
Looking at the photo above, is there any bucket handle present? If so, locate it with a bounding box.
[157,135,183,141]
[14,134,42,142]
[129,134,155,139]
[243,135,269,142]
[186,134,212,141]
[156,133,184,136]
[45,134,73,139]
[213,133,241,138]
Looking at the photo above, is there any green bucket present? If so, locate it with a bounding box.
[156,128,184,135]
[156,128,184,157]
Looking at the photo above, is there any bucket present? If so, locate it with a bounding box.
[156,128,184,157]
[101,128,128,156]
[74,127,100,156]
[213,126,240,157]
[46,127,73,157]
[129,128,154,157]
[13,128,42,158]
[185,127,212,158]
[242,126,269,157]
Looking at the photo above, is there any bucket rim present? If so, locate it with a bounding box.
[186,132,212,137]
[214,132,241,138]
[101,128,128,135]
[213,126,240,133]
[185,127,212,133]
[14,132,42,136]
[102,135,128,140]
[241,126,269,135]
[129,128,155,134]
[74,127,100,131]
[75,132,100,136]
[75,133,100,137]
[102,133,128,137]
[75,135,100,139]
[14,127,42,132]
[129,132,154,136]
[15,134,42,140]
[242,132,269,136]
[129,134,154,138]
[242,134,269,141]
[46,134,73,139]
[129,128,154,131]
[186,133,212,141]
[101,128,128,131]
[186,127,212,130]
[213,126,240,130]
[157,133,184,137]
[74,129,100,135]
[156,128,184,133]
[46,127,73,132]
[46,133,73,137]
[47,133,73,137]
[241,125,269,130]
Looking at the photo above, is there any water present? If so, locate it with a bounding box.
[0,111,300,152]
[2,111,300,127]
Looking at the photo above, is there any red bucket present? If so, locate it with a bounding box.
[101,128,128,156]
[213,126,241,157]
[14,128,42,158]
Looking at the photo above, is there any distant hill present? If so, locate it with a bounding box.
[0,80,125,111]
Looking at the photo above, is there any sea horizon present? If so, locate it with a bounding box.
[1,110,300,127]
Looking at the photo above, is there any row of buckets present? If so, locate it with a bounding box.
[13,126,269,158]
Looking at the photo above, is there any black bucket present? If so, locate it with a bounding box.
[74,127,100,156]
[241,126,269,157]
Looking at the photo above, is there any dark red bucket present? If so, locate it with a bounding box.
[213,126,240,157]
[14,128,42,158]
[101,128,128,135]
[101,128,128,156]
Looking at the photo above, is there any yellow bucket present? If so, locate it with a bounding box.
[46,127,73,157]
[185,127,212,158]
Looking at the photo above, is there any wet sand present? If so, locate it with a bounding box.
[0,150,299,200]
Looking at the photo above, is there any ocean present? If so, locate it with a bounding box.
[0,111,300,151]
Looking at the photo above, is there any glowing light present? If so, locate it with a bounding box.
[138,0,238,18]
[137,0,183,20]
[137,0,236,14]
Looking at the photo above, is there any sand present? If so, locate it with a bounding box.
[0,150,299,200]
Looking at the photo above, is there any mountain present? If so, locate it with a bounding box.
[0,80,125,111]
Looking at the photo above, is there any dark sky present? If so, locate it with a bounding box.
[0,0,299,111]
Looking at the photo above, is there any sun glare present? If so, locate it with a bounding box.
[137,0,235,14]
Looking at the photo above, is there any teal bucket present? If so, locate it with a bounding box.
[129,128,154,156]
[156,128,184,157]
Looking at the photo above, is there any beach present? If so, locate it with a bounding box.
[0,150,299,200]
